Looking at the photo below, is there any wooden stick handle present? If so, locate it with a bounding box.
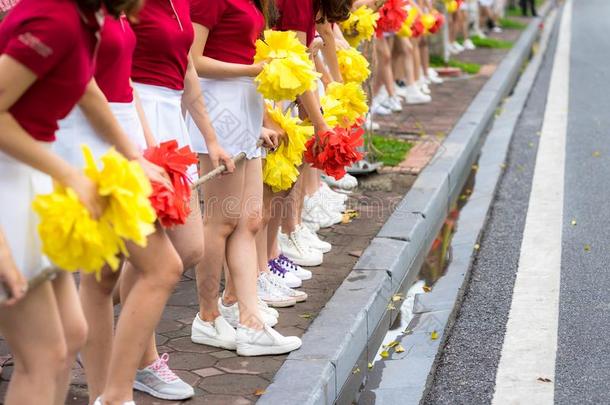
[0,266,59,305]
[190,140,265,190]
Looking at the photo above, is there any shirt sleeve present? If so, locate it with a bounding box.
[3,14,75,78]
[277,0,314,34]
[191,0,228,29]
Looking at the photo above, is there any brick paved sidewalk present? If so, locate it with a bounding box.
[0,20,531,405]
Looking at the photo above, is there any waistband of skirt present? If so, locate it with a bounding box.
[133,82,184,101]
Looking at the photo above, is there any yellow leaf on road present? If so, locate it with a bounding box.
[395,345,405,353]
[431,331,439,340]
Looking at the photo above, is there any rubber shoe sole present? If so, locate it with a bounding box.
[236,340,302,356]
[133,380,194,401]
[190,334,237,350]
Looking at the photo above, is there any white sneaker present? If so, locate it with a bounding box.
[258,297,279,318]
[217,298,278,328]
[278,230,324,266]
[447,42,460,54]
[269,261,303,288]
[257,273,297,308]
[463,38,476,50]
[322,173,358,192]
[319,181,349,202]
[452,41,465,52]
[364,114,381,131]
[418,80,431,95]
[427,74,444,85]
[387,95,403,112]
[492,27,503,33]
[265,272,308,303]
[236,323,302,356]
[428,68,441,80]
[371,95,392,116]
[94,398,135,405]
[295,224,331,253]
[302,219,320,233]
[272,253,313,280]
[404,84,431,104]
[134,354,194,400]
[302,197,343,229]
[191,314,237,349]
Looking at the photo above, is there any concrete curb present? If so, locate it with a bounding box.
[258,6,553,405]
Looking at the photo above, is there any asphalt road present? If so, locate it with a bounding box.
[425,0,610,403]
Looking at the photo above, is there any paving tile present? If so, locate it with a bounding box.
[194,367,225,378]
[167,351,216,370]
[199,374,269,396]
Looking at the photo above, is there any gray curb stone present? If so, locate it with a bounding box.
[258,4,554,404]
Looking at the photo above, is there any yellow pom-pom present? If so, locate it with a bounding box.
[263,145,300,193]
[446,0,458,13]
[254,30,320,101]
[321,82,369,128]
[266,104,314,166]
[340,6,379,47]
[337,47,370,84]
[421,13,436,32]
[399,7,419,38]
[33,186,125,277]
[398,21,413,38]
[83,147,156,247]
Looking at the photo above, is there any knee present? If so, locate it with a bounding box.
[82,269,119,296]
[150,251,184,290]
[180,246,204,271]
[244,213,263,235]
[64,317,88,360]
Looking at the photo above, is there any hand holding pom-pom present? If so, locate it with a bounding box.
[144,140,198,227]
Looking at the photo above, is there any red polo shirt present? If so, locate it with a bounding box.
[276,0,317,46]
[0,0,100,142]
[191,0,265,65]
[130,0,194,91]
[95,14,136,103]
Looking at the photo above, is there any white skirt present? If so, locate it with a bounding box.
[186,77,264,159]
[0,149,52,281]
[54,101,147,167]
[133,82,198,181]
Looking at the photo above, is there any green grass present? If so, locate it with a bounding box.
[371,135,413,166]
[429,55,481,75]
[471,35,514,49]
[499,17,527,30]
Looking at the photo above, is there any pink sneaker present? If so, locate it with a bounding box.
[133,353,194,400]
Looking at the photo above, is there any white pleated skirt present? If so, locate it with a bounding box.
[133,82,198,181]
[0,148,52,281]
[186,76,264,159]
[54,101,147,167]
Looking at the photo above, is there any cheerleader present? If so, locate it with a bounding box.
[0,0,139,403]
[53,10,192,404]
[187,0,305,356]
[117,0,235,399]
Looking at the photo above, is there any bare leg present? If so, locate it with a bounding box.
[79,267,121,403]
[103,224,183,403]
[0,282,68,405]
[224,158,265,327]
[51,272,88,405]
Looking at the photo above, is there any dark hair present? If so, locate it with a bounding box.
[315,0,352,24]
[254,0,279,28]
[75,0,142,18]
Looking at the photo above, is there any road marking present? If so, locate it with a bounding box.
[492,1,572,404]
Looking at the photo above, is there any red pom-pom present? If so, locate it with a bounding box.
[375,0,408,37]
[304,122,364,180]
[144,140,198,227]
[429,13,445,34]
[411,17,425,38]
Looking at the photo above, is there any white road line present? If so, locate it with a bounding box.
[492,1,572,404]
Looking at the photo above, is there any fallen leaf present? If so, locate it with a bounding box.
[537,377,552,383]
[517,164,525,172]
[571,219,577,226]
[423,285,432,293]
[348,250,363,258]
[584,244,591,252]
[380,350,389,358]
[500,163,507,169]
[459,194,468,201]
[431,331,439,340]
[352,367,361,375]
[368,362,374,369]
[392,294,404,302]
[471,164,479,171]
[528,142,534,148]
[299,313,313,319]
[474,244,480,250]
[387,341,399,348]
[536,131,542,136]
[387,303,396,311]
[254,389,266,396]
[395,345,405,353]
[592,151,601,158]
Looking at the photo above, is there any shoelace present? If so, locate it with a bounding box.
[268,260,287,277]
[278,254,298,271]
[148,353,178,383]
